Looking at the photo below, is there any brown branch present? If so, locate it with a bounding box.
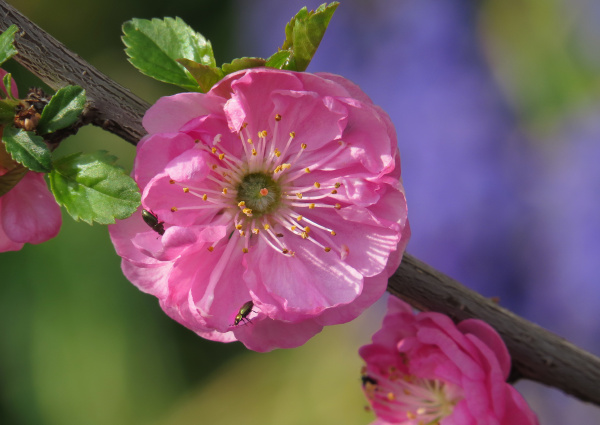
[2,0,600,408]
[391,254,600,406]
[0,0,149,145]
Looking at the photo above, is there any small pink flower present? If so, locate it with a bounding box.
[359,297,539,425]
[110,68,410,351]
[0,70,61,252]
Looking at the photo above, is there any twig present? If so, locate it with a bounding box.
[2,0,600,407]
[0,0,148,145]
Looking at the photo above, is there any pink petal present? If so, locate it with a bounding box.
[0,69,18,98]
[233,316,323,352]
[458,319,511,380]
[164,148,213,183]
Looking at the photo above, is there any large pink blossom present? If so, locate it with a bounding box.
[359,297,539,425]
[0,70,61,252]
[110,68,410,351]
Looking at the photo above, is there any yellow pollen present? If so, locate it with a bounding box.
[222,188,228,194]
[252,148,257,156]
[263,223,271,230]
[324,247,331,252]
[304,226,310,233]
[305,167,311,173]
[282,163,291,170]
[218,153,225,160]
[330,231,336,236]
[314,182,321,188]
[211,147,217,154]
[169,179,175,184]
[171,207,178,212]
[334,182,341,188]
[247,138,253,144]
[309,203,315,209]
[289,131,295,138]
[301,232,309,239]
[296,215,303,222]
[301,143,307,149]
[274,148,281,157]
[242,122,248,128]
[274,165,282,173]
[296,193,303,199]
[275,114,282,121]
[240,230,246,236]
[252,228,259,234]
[212,164,218,170]
[334,203,341,210]
[202,194,208,201]
[238,201,246,207]
[290,225,297,231]
[183,187,189,193]
[242,208,253,216]
[387,392,395,401]
[207,246,214,252]
[235,224,243,230]
[259,130,267,138]
[242,248,248,253]
[331,189,338,194]
[416,408,427,415]
[260,188,269,196]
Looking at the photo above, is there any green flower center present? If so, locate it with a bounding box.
[236,172,282,218]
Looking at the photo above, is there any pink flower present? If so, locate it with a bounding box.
[0,70,61,252]
[359,297,539,425]
[110,68,410,351]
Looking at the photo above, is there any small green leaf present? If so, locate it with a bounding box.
[221,57,267,75]
[122,17,215,90]
[2,126,52,172]
[265,51,292,69]
[48,151,141,225]
[279,2,339,71]
[0,25,18,67]
[177,58,224,93]
[37,85,86,135]
[2,73,16,100]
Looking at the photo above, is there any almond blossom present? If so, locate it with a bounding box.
[0,70,61,252]
[110,68,410,351]
[359,296,539,425]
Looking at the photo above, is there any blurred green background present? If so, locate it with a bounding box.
[2,0,600,424]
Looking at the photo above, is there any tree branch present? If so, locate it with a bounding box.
[2,0,600,407]
[0,0,148,145]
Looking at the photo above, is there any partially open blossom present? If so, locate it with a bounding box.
[359,297,538,425]
[109,68,410,351]
[0,70,61,252]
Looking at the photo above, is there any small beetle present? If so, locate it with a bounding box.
[361,375,378,387]
[234,300,254,326]
[141,209,165,235]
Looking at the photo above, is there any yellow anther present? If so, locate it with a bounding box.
[242,122,248,128]
[169,179,176,184]
[275,114,282,121]
[282,163,291,170]
[304,226,310,233]
[263,223,271,230]
[211,147,217,154]
[314,182,321,188]
[240,230,246,236]
[202,194,208,201]
[387,392,395,401]
[296,215,303,222]
[183,187,189,193]
[274,148,281,157]
[334,203,341,210]
[289,131,296,138]
[274,165,282,173]
[330,231,336,236]
[222,188,228,194]
[242,247,248,253]
[252,148,257,156]
[238,201,246,207]
[309,203,315,209]
[406,412,416,420]
[208,246,214,252]
[324,247,331,252]
[296,193,303,199]
[334,182,341,188]
[259,130,268,138]
[212,164,218,170]
[301,232,309,239]
[305,167,311,173]
[171,207,178,212]
[235,224,243,230]
[252,228,259,235]
[218,153,225,160]
[331,189,338,194]
[247,138,253,144]
[242,208,253,216]
[301,143,307,149]
[291,225,297,231]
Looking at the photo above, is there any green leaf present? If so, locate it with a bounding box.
[48,151,141,225]
[265,51,292,69]
[279,2,339,71]
[2,126,52,172]
[37,85,86,135]
[221,57,267,75]
[2,73,16,100]
[122,17,215,90]
[0,25,18,67]
[177,58,224,93]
